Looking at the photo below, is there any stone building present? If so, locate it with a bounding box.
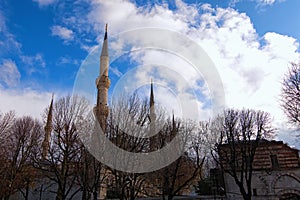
[220,140,300,200]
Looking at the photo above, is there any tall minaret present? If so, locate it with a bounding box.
[149,80,157,150]
[94,24,110,130]
[42,94,53,159]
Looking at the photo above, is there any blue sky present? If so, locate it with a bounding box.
[0,0,300,147]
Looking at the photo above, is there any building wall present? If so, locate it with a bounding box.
[222,140,300,200]
[224,168,300,200]
[9,178,82,200]
[252,141,299,170]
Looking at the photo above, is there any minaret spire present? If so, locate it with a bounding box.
[42,94,54,159]
[150,79,154,109]
[94,24,111,131]
[149,80,157,150]
[149,79,156,123]
[101,23,109,58]
[104,23,108,40]
[171,110,176,136]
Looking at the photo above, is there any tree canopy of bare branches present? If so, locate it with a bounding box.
[104,92,206,200]
[0,111,15,140]
[0,115,42,200]
[106,93,153,200]
[281,62,300,132]
[159,119,205,200]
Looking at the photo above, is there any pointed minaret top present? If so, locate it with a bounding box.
[172,110,176,134]
[101,23,108,57]
[48,94,54,120]
[172,110,175,125]
[104,23,108,40]
[150,79,154,108]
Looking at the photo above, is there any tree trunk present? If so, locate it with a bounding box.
[56,187,64,200]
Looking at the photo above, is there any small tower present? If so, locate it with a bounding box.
[94,24,111,131]
[42,94,53,159]
[149,80,157,150]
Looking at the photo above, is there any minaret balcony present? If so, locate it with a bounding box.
[97,75,111,88]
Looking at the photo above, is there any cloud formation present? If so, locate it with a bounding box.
[0,8,47,81]
[80,0,299,145]
[51,25,74,42]
[0,59,20,87]
[230,0,285,6]
[32,0,56,7]
[0,88,52,119]
[0,10,21,56]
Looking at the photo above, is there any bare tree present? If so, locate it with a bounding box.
[211,109,274,200]
[106,93,151,200]
[34,95,90,200]
[0,110,15,138]
[0,111,16,185]
[281,62,300,132]
[106,92,206,200]
[0,116,42,200]
[151,118,205,200]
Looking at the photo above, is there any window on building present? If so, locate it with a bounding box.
[270,154,279,169]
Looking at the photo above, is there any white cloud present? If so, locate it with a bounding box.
[21,53,45,66]
[32,0,56,7]
[87,0,191,34]
[19,53,46,75]
[0,59,21,87]
[230,0,284,6]
[51,25,74,42]
[263,32,299,59]
[191,7,299,138]
[257,0,287,6]
[260,0,276,4]
[0,87,73,120]
[0,88,52,119]
[0,10,21,56]
[57,56,80,66]
[110,66,123,77]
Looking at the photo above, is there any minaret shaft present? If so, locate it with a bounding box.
[42,95,53,159]
[149,80,157,151]
[95,24,110,131]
